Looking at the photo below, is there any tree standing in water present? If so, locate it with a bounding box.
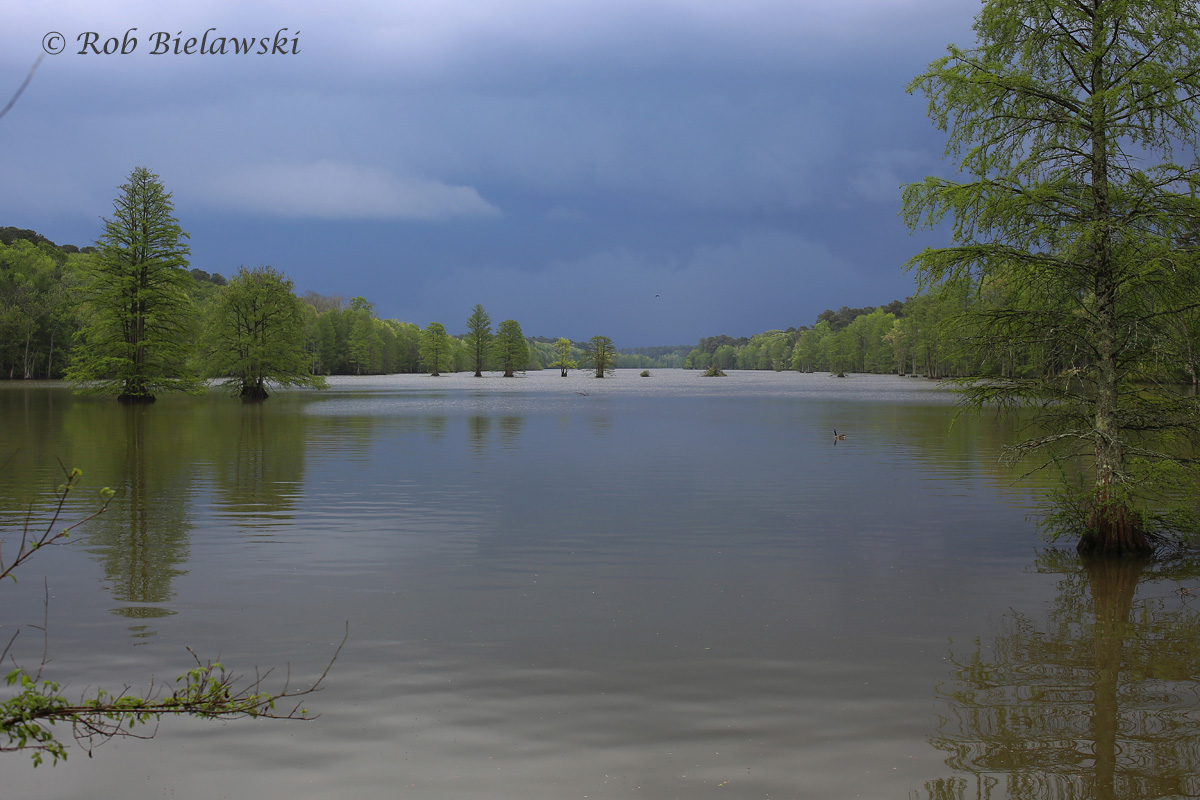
[201,266,327,399]
[550,337,576,377]
[905,0,1200,554]
[582,335,617,378]
[492,319,529,377]
[67,167,200,402]
[419,321,452,376]
[464,304,492,377]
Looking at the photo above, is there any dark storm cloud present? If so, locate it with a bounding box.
[2,0,975,343]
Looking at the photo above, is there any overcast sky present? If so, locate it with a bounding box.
[2,0,976,346]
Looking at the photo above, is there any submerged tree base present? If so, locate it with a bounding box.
[240,385,270,401]
[703,365,727,377]
[116,393,156,404]
[1077,502,1154,557]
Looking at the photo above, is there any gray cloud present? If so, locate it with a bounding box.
[199,161,500,220]
[1,0,975,343]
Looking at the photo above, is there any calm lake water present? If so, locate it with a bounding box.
[2,370,1197,799]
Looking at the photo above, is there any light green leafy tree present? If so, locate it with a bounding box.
[582,334,617,378]
[200,266,328,399]
[904,0,1200,553]
[550,337,577,377]
[791,320,831,373]
[66,167,201,402]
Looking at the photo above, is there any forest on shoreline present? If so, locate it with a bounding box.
[6,224,1200,385]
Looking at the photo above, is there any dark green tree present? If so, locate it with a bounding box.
[200,266,328,399]
[582,334,616,378]
[904,0,1200,553]
[492,319,529,377]
[419,321,453,376]
[66,167,200,402]
[464,304,492,377]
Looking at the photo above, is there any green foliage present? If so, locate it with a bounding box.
[492,319,529,377]
[419,321,453,376]
[65,167,201,401]
[0,643,339,765]
[614,345,689,369]
[582,335,616,378]
[904,0,1200,550]
[200,266,328,398]
[0,239,82,380]
[464,304,492,377]
[297,295,421,376]
[0,465,112,585]
[549,337,577,377]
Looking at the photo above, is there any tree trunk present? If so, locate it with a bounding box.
[1079,34,1150,557]
[241,379,269,401]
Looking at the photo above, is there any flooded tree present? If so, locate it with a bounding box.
[419,322,453,376]
[464,304,492,377]
[904,0,1200,553]
[582,335,616,378]
[492,319,529,377]
[66,167,201,402]
[201,266,327,400]
[549,337,576,377]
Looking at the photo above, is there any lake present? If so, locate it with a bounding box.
[2,370,1198,799]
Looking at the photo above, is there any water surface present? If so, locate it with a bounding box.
[1,370,1195,799]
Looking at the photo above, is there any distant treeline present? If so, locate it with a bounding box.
[11,225,1194,383]
[683,286,1200,384]
[682,295,972,376]
[0,228,679,379]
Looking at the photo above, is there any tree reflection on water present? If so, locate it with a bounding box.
[917,552,1200,800]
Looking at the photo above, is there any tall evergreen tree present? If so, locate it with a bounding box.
[492,319,529,377]
[464,304,492,377]
[66,167,200,402]
[904,0,1200,552]
[419,321,453,376]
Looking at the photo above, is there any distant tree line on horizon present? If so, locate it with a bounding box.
[0,225,638,384]
[685,286,1200,386]
[8,222,1200,388]
[9,207,1200,390]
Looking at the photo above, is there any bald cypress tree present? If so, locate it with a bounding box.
[419,321,452,376]
[582,335,616,378]
[492,319,528,377]
[905,0,1200,553]
[464,304,492,377]
[67,167,200,402]
[201,266,327,399]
